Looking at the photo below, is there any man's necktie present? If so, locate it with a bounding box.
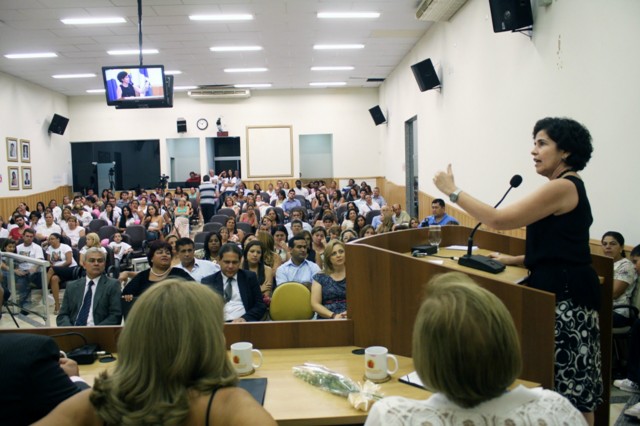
[75,280,94,326]
[224,277,233,302]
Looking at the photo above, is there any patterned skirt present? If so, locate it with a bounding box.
[554,299,604,412]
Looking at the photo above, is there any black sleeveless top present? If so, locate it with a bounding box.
[524,176,600,310]
[120,84,136,98]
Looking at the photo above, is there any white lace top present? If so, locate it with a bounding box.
[364,385,586,426]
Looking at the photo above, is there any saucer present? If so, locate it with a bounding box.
[363,374,391,384]
[237,368,255,377]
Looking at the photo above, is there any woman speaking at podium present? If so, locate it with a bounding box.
[433,117,601,425]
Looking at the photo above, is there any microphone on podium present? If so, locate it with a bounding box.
[457,174,523,274]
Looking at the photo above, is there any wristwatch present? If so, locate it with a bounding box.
[449,189,462,203]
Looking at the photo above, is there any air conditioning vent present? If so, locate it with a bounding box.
[416,0,469,22]
[188,89,251,99]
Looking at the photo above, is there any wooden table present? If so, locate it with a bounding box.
[80,346,537,426]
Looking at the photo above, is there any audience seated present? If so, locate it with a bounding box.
[601,231,637,327]
[339,228,358,243]
[311,240,347,319]
[174,237,220,281]
[418,198,459,227]
[56,247,122,326]
[46,232,78,314]
[194,232,222,263]
[78,233,106,269]
[108,232,132,272]
[15,228,45,311]
[37,279,276,425]
[121,240,194,302]
[391,203,411,227]
[36,212,62,243]
[202,243,266,322]
[63,216,85,248]
[243,240,274,297]
[275,233,320,287]
[358,193,380,215]
[281,189,302,218]
[365,272,586,425]
[285,208,312,236]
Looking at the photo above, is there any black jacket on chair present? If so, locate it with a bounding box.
[201,269,266,321]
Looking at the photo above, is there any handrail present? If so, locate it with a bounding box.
[2,251,51,326]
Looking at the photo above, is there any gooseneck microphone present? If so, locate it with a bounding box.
[458,174,523,274]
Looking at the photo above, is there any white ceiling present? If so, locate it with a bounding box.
[0,0,433,97]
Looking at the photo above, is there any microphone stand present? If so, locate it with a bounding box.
[457,181,520,274]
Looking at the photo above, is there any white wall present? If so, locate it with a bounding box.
[0,71,71,196]
[68,88,381,180]
[379,0,640,243]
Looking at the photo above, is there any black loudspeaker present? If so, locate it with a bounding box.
[177,119,187,133]
[488,0,533,33]
[48,114,69,135]
[368,105,386,126]
[411,58,441,92]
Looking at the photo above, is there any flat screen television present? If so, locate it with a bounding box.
[101,65,173,109]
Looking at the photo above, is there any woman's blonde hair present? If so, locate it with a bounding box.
[90,279,237,425]
[85,232,100,247]
[322,240,345,275]
[412,272,522,408]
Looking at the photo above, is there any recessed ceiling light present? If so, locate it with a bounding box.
[189,14,253,21]
[165,70,182,75]
[175,85,198,91]
[234,83,272,88]
[86,89,106,94]
[210,46,262,52]
[309,82,347,87]
[311,66,354,71]
[224,68,268,73]
[4,52,57,59]
[107,49,159,55]
[52,73,96,79]
[61,17,126,25]
[313,44,364,50]
[317,12,380,19]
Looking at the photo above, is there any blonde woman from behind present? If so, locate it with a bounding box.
[365,272,586,426]
[35,279,276,426]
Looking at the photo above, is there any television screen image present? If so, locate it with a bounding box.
[102,65,165,105]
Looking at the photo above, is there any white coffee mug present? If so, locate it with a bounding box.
[230,342,263,375]
[365,346,399,380]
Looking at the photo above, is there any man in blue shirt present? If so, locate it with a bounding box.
[275,233,320,287]
[281,189,302,219]
[419,198,459,227]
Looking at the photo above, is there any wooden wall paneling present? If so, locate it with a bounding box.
[0,185,72,221]
[224,320,354,349]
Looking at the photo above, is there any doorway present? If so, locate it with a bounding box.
[299,134,333,179]
[404,116,418,218]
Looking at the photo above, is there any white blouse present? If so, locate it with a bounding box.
[364,385,586,426]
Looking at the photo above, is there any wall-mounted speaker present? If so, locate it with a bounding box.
[488,0,533,33]
[411,58,441,92]
[177,119,187,133]
[369,105,386,126]
[48,114,69,135]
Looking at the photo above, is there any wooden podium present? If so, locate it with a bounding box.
[346,226,612,425]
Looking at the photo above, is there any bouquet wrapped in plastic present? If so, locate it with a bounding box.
[292,362,383,411]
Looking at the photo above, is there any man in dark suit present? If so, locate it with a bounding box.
[202,243,266,322]
[0,333,88,425]
[56,247,122,326]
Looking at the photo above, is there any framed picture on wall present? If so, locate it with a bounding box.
[6,137,18,162]
[20,139,30,163]
[21,166,32,189]
[8,166,19,190]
